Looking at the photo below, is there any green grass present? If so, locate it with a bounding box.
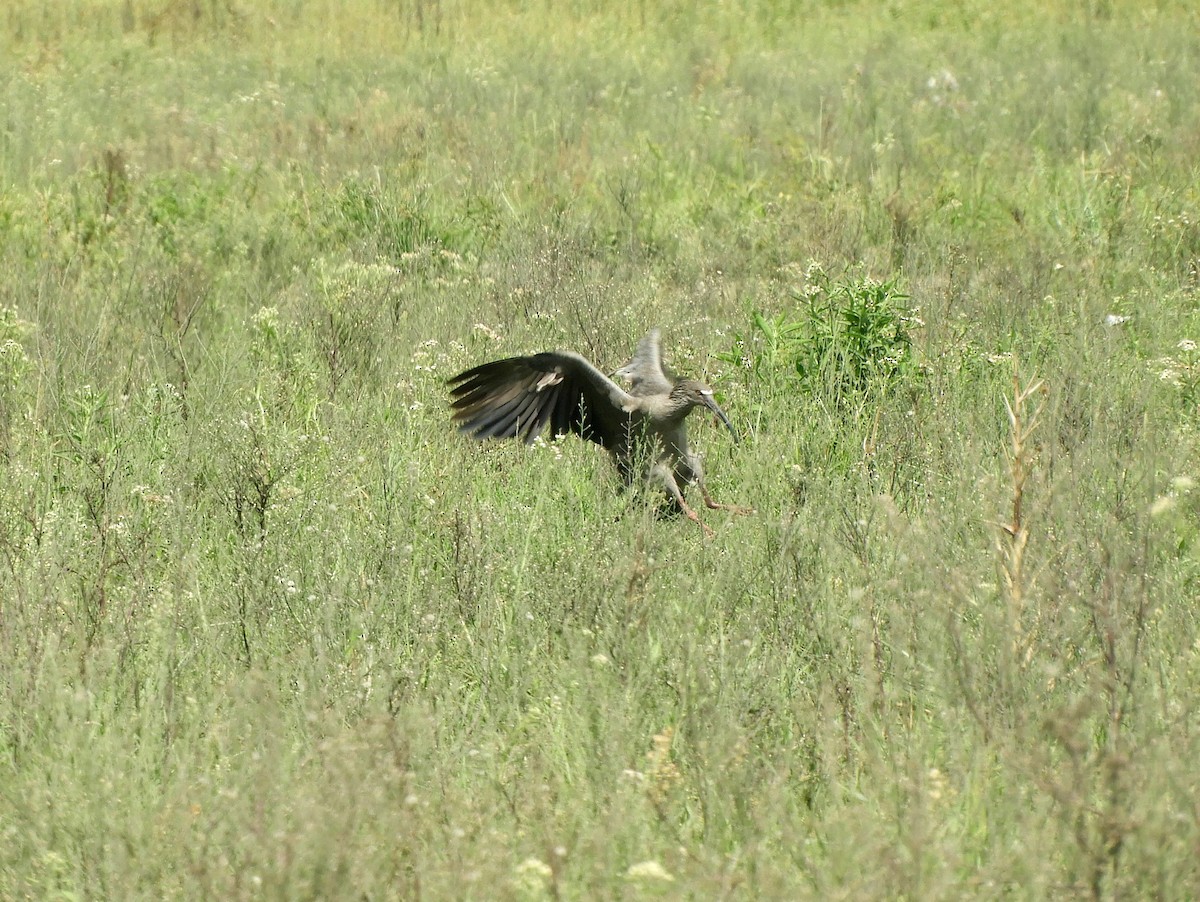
[2,0,1200,897]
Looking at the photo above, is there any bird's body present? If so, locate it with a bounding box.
[448,330,747,534]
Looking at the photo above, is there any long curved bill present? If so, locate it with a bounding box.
[701,394,739,444]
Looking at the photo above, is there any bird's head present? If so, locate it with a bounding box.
[671,379,738,444]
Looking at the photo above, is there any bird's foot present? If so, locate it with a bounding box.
[703,498,755,515]
[680,502,715,537]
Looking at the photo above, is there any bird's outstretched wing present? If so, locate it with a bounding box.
[448,351,636,448]
[613,328,675,397]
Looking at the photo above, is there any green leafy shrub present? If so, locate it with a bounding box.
[726,263,921,404]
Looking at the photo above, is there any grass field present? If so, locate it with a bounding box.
[3,0,1200,898]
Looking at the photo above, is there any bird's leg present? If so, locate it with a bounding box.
[699,481,754,515]
[676,496,710,539]
[688,453,754,515]
[678,496,715,538]
[654,461,714,537]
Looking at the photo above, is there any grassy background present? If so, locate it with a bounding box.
[2,0,1200,898]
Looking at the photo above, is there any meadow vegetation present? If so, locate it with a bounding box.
[2,0,1200,897]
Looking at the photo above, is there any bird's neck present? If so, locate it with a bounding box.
[662,395,696,421]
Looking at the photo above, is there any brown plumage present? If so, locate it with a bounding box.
[448,329,749,534]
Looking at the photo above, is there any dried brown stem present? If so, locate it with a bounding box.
[997,359,1047,666]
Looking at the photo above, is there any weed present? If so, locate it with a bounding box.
[725,263,920,408]
[308,257,395,399]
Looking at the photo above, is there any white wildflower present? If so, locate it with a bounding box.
[513,857,553,894]
[1150,495,1176,517]
[625,860,675,882]
[1158,367,1182,387]
[926,69,959,93]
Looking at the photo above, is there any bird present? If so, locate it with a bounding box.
[448,329,749,535]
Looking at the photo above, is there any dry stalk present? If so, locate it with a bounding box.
[997,360,1047,667]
